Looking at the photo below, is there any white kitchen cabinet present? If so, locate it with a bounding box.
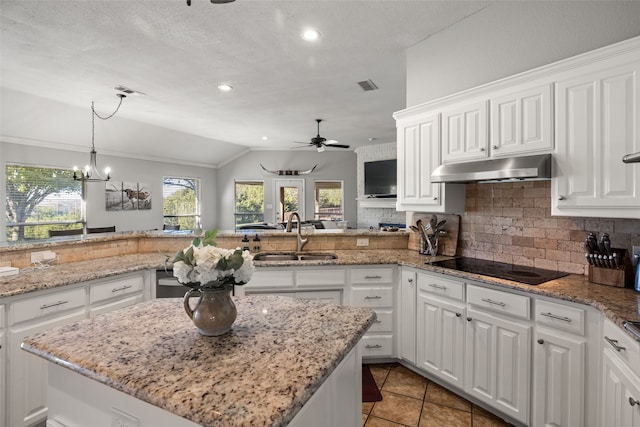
[395,111,465,213]
[417,283,465,389]
[0,305,5,427]
[602,349,640,427]
[349,266,396,359]
[465,306,531,425]
[8,286,87,427]
[441,98,489,163]
[490,83,553,157]
[89,272,146,317]
[398,268,417,364]
[532,298,589,427]
[553,55,640,219]
[533,327,585,427]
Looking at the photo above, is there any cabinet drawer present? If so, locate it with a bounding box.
[604,318,640,374]
[245,269,295,289]
[296,268,346,288]
[535,299,585,335]
[369,310,393,333]
[351,267,394,285]
[351,288,393,308]
[417,273,465,301]
[90,275,144,305]
[10,287,86,325]
[360,335,393,357]
[467,284,530,320]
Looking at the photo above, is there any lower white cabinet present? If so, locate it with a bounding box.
[398,268,417,364]
[602,349,640,427]
[416,272,465,388]
[532,327,585,427]
[2,271,152,427]
[465,306,531,425]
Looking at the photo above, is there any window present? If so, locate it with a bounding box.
[314,181,343,220]
[5,164,82,241]
[163,177,201,231]
[234,181,264,229]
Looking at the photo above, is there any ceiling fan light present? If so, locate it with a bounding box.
[302,29,321,41]
[317,145,325,153]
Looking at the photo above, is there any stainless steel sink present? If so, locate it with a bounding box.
[253,252,338,261]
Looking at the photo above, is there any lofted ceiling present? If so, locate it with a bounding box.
[0,0,489,166]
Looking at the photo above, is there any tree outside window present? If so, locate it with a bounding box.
[234,181,264,229]
[163,177,200,231]
[5,164,82,241]
[314,181,343,221]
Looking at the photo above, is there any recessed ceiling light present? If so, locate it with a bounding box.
[302,29,321,41]
[218,84,233,91]
[262,136,269,140]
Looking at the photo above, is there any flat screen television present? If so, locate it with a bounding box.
[364,159,397,197]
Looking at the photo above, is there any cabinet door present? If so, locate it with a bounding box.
[9,311,86,427]
[417,292,465,388]
[533,328,585,427]
[602,349,640,427]
[399,269,416,364]
[553,59,640,218]
[490,83,553,157]
[397,114,441,207]
[442,99,488,163]
[465,308,531,425]
[0,330,5,427]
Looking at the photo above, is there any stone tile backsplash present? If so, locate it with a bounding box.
[458,181,640,275]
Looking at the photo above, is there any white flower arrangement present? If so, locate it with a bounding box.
[170,229,254,291]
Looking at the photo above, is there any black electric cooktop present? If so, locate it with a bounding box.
[428,257,568,285]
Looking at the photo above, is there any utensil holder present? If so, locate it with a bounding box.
[588,248,633,287]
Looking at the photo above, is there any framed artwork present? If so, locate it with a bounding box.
[106,182,152,211]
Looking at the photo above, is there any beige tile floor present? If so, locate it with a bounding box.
[362,363,515,427]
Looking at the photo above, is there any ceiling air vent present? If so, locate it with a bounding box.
[357,79,379,92]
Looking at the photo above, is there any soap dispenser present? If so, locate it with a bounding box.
[253,234,261,252]
[241,234,250,252]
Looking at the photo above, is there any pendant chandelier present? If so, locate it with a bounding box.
[73,94,126,182]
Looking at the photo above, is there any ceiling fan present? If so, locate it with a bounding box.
[293,119,350,152]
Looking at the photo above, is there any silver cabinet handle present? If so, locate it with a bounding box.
[630,397,640,407]
[493,145,499,149]
[433,196,438,200]
[558,195,566,201]
[364,275,382,279]
[429,284,447,291]
[40,300,69,310]
[364,295,382,300]
[540,312,572,323]
[537,339,545,345]
[374,320,382,324]
[479,147,485,152]
[112,285,132,293]
[481,298,506,307]
[365,344,382,349]
[407,278,413,283]
[455,313,462,318]
[605,336,626,352]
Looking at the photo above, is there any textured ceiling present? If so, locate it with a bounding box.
[0,0,488,166]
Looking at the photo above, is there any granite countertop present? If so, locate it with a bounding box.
[22,296,376,427]
[3,248,640,334]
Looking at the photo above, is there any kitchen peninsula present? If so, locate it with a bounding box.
[22,296,376,427]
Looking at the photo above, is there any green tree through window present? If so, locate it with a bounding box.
[163,177,200,231]
[235,181,264,229]
[5,164,82,241]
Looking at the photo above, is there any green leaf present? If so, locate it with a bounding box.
[226,250,245,270]
[192,237,201,247]
[217,257,228,271]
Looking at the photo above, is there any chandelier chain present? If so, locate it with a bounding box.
[90,94,125,150]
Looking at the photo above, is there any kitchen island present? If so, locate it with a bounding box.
[22,296,376,427]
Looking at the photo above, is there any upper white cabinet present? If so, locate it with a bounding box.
[490,83,553,157]
[395,112,465,212]
[553,53,640,218]
[441,98,489,163]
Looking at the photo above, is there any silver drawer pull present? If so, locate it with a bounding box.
[364,275,382,279]
[40,300,69,310]
[429,284,447,290]
[365,344,382,349]
[540,312,572,323]
[373,320,382,324]
[364,296,382,300]
[481,298,506,307]
[605,336,626,352]
[112,285,133,293]
[630,397,640,407]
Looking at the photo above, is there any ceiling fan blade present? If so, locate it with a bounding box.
[290,145,312,150]
[325,143,350,149]
[292,141,311,144]
[325,139,339,145]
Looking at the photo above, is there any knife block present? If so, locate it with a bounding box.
[588,248,633,288]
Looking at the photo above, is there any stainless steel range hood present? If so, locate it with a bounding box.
[431,154,552,183]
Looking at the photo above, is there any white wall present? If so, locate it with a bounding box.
[0,141,217,240]
[216,150,357,230]
[407,1,640,106]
